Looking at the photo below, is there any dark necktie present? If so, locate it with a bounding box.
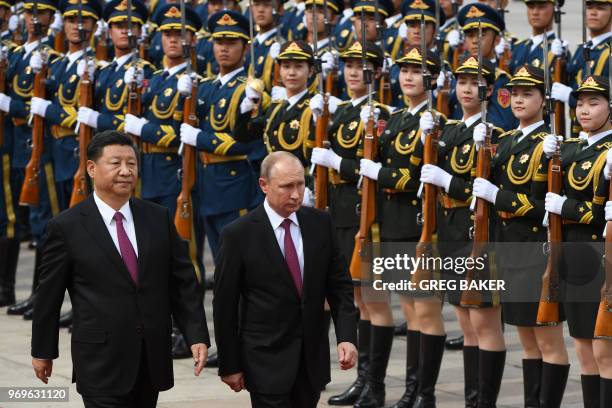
[282,218,302,296]
[108,60,118,72]
[113,212,138,285]
[511,130,524,148]
[161,70,170,80]
[585,40,593,50]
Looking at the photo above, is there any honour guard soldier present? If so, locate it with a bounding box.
[311,40,393,407]
[545,75,612,408]
[179,9,263,257]
[303,0,341,72]
[280,0,306,41]
[472,64,571,407]
[78,0,154,133]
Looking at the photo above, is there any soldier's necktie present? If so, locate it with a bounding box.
[113,212,138,285]
[282,218,302,296]
[511,130,523,148]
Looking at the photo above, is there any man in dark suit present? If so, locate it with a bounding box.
[31,131,210,407]
[213,151,358,407]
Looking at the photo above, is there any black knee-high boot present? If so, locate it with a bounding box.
[354,325,394,407]
[463,346,479,408]
[412,333,446,408]
[601,377,612,407]
[328,320,371,406]
[581,374,600,408]
[523,359,543,408]
[539,362,570,408]
[389,329,420,408]
[477,350,506,408]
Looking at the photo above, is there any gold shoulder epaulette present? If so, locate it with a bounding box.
[153,69,163,75]
[446,119,461,126]
[499,130,514,138]
[337,100,351,106]
[515,38,529,46]
[564,137,582,143]
[391,107,406,116]
[532,132,548,140]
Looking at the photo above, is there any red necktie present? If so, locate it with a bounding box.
[282,219,302,296]
[113,212,139,285]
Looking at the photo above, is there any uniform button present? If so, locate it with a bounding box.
[443,210,448,216]
[502,221,507,226]
[501,165,506,170]
[412,200,417,205]
[470,215,475,220]
[165,156,172,161]
[592,235,597,240]
[532,227,538,232]
[230,170,237,176]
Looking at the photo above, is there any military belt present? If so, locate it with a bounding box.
[199,152,247,165]
[141,142,179,154]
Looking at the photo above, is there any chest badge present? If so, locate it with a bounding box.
[257,55,264,65]
[69,74,77,83]
[164,88,173,97]
[218,98,226,108]
[519,153,530,164]
[348,121,358,131]
[462,144,471,154]
[116,79,123,87]
[581,161,592,171]
[289,119,299,130]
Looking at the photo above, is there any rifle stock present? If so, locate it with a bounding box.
[553,57,566,135]
[436,73,450,117]
[95,31,108,61]
[69,69,93,207]
[594,179,612,338]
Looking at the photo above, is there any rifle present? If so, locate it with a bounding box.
[461,20,490,308]
[247,0,264,115]
[552,1,566,135]
[536,29,562,325]
[435,0,450,117]
[497,0,512,73]
[372,0,390,105]
[69,0,93,207]
[95,23,108,61]
[174,0,197,241]
[19,2,45,206]
[322,0,337,98]
[412,12,440,287]
[450,0,461,71]
[312,0,329,210]
[0,46,6,147]
[593,41,612,339]
[126,0,143,147]
[11,5,24,46]
[582,0,591,77]
[272,0,283,87]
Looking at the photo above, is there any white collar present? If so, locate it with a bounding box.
[440,16,456,30]
[351,94,368,107]
[66,49,85,65]
[256,28,277,44]
[590,32,612,47]
[263,198,299,230]
[530,30,555,47]
[311,37,329,51]
[113,53,132,70]
[587,129,612,147]
[93,191,133,228]
[23,40,39,57]
[409,100,428,116]
[164,62,187,78]
[287,89,308,110]
[217,66,245,86]
[385,13,402,28]
[518,120,545,138]
[462,112,482,129]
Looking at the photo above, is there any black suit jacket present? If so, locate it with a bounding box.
[31,196,209,396]
[213,204,357,394]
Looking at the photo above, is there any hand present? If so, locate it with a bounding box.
[302,187,314,207]
[495,36,509,58]
[337,342,357,370]
[124,66,144,87]
[419,111,435,141]
[473,122,488,148]
[94,20,107,38]
[29,51,43,73]
[49,11,63,33]
[0,92,11,113]
[436,71,447,90]
[239,97,255,114]
[76,59,95,79]
[472,177,499,204]
[398,22,408,41]
[77,107,99,129]
[124,114,147,137]
[420,164,452,191]
[542,134,559,158]
[32,358,53,384]
[177,74,193,96]
[605,149,612,180]
[359,158,382,181]
[359,106,380,125]
[545,192,567,215]
[311,147,342,171]
[551,38,568,57]
[270,86,287,101]
[447,29,461,48]
[606,202,612,222]
[8,14,18,32]
[268,41,281,60]
[191,343,208,376]
[140,23,150,42]
[309,94,341,120]
[245,84,261,102]
[551,82,572,103]
[30,97,51,118]
[321,51,337,77]
[180,123,200,147]
[222,372,245,392]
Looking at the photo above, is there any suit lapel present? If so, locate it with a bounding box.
[129,199,150,283]
[79,196,136,288]
[296,209,314,299]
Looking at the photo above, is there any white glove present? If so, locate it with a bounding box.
[8,15,19,32]
[473,177,499,204]
[550,38,568,57]
[269,42,281,60]
[398,22,408,41]
[419,111,435,143]
[76,59,95,79]
[605,202,612,222]
[310,94,340,120]
[542,134,558,159]
[447,29,461,48]
[605,149,612,180]
[270,86,287,101]
[473,122,488,148]
[245,84,261,102]
[495,36,509,58]
[94,20,107,38]
[0,92,11,113]
[311,147,342,171]
[124,66,143,86]
[140,23,150,42]
[360,106,380,124]
[49,11,63,33]
[177,74,193,96]
[545,192,567,215]
[420,164,452,191]
[302,187,314,207]
[321,51,337,77]
[359,158,382,181]
[124,114,147,137]
[239,96,255,114]
[29,51,43,73]
[436,71,447,90]
[180,123,200,147]
[551,82,572,104]
[30,97,51,118]
[77,107,99,129]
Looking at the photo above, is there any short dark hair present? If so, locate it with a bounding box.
[87,131,138,162]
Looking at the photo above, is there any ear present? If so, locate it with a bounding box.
[86,160,96,179]
[374,67,383,80]
[258,177,269,194]
[486,83,494,99]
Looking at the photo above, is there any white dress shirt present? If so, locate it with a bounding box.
[409,100,428,116]
[287,88,308,110]
[113,53,132,71]
[264,199,304,277]
[586,129,612,148]
[93,192,139,256]
[463,112,482,129]
[163,61,187,79]
[23,40,39,60]
[255,28,277,45]
[65,49,86,71]
[217,66,245,87]
[516,120,545,144]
